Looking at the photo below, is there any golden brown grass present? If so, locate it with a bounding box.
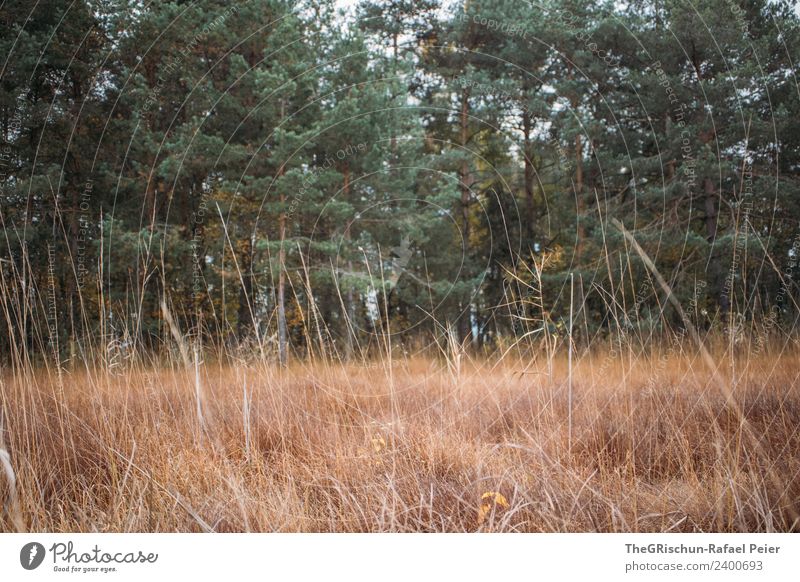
[1,348,799,532]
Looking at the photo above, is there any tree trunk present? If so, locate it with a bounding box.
[277,99,289,366]
[459,86,472,345]
[704,177,728,315]
[237,236,254,342]
[522,110,536,246]
[703,177,718,243]
[66,182,80,361]
[342,163,356,359]
[278,205,288,366]
[391,31,398,155]
[574,132,585,264]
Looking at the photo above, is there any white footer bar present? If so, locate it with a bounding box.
[1,533,797,581]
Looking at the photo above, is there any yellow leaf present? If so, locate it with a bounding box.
[371,434,386,453]
[477,491,509,525]
[481,491,509,508]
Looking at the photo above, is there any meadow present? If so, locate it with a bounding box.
[2,346,798,532]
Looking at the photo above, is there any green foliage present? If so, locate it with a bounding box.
[1,0,799,362]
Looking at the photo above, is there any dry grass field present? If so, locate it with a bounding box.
[2,348,798,532]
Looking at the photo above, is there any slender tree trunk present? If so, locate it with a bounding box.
[704,176,728,315]
[237,236,254,342]
[459,86,472,345]
[66,182,80,362]
[345,273,355,358]
[574,132,585,264]
[522,110,536,247]
[277,99,289,367]
[703,177,718,243]
[278,199,288,367]
[459,88,471,245]
[342,163,356,359]
[143,176,158,232]
[391,32,398,154]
